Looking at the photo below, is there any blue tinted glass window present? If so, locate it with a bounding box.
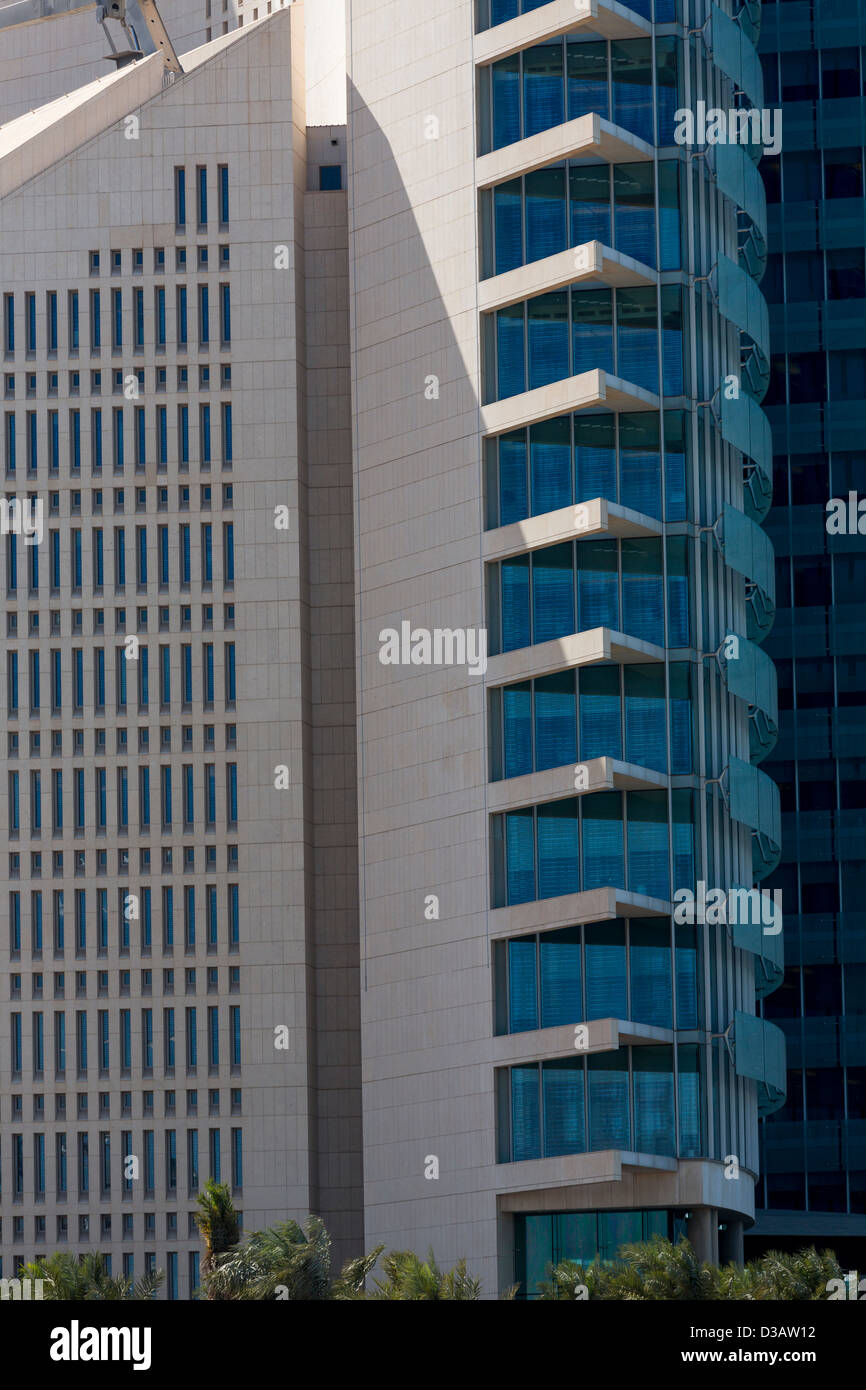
[523,43,564,138]
[508,937,538,1032]
[571,288,614,378]
[525,165,567,263]
[624,663,666,772]
[581,792,625,891]
[668,662,691,773]
[492,54,521,149]
[497,302,525,398]
[530,415,571,515]
[543,1059,585,1155]
[678,1043,702,1155]
[588,1050,630,1149]
[494,179,523,274]
[534,670,576,771]
[586,922,625,1023]
[661,285,684,395]
[616,287,658,392]
[498,431,527,525]
[537,799,579,898]
[619,412,661,518]
[574,414,616,504]
[675,925,698,1029]
[532,542,574,643]
[611,40,653,143]
[511,1065,541,1160]
[539,926,582,1027]
[567,39,608,121]
[569,164,611,249]
[658,162,681,271]
[621,538,663,644]
[629,922,672,1027]
[666,536,690,645]
[506,807,535,904]
[627,790,669,899]
[614,163,656,267]
[576,538,618,631]
[632,1046,675,1154]
[527,291,569,390]
[579,665,621,760]
[503,681,532,778]
[501,552,530,651]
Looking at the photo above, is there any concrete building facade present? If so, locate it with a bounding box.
[0,6,361,1296]
[0,0,791,1299]
[349,0,784,1294]
[748,0,866,1267]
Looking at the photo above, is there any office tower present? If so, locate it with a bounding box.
[349,0,784,1294]
[750,2,866,1265]
[0,7,362,1295]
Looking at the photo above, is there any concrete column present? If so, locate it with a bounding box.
[688,1207,719,1264]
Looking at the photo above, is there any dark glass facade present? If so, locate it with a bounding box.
[751,0,866,1261]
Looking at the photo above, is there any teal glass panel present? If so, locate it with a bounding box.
[614,163,656,267]
[675,924,698,1028]
[616,287,658,392]
[576,537,618,630]
[530,415,571,515]
[508,937,538,1032]
[621,537,664,644]
[537,799,580,899]
[579,665,622,760]
[543,1058,585,1155]
[619,411,661,519]
[503,680,532,778]
[506,806,535,904]
[525,165,567,263]
[511,1065,541,1160]
[534,669,576,770]
[630,922,673,1027]
[632,1046,675,1154]
[627,790,669,899]
[571,288,614,377]
[668,662,692,773]
[574,413,616,503]
[582,792,626,891]
[588,1050,630,1150]
[528,291,569,390]
[678,1043,702,1156]
[498,430,528,526]
[532,542,574,643]
[566,39,608,122]
[540,926,582,1027]
[569,163,611,249]
[624,663,666,772]
[585,920,627,1020]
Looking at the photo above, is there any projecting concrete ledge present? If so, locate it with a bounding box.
[473,0,651,68]
[490,885,671,940]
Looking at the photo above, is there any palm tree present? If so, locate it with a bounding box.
[205,1215,381,1300]
[20,1251,162,1301]
[194,1178,240,1298]
[538,1238,843,1301]
[366,1250,482,1300]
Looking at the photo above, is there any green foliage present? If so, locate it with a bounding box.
[535,1237,844,1301]
[19,1251,163,1301]
[194,1178,240,1297]
[364,1250,481,1301]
